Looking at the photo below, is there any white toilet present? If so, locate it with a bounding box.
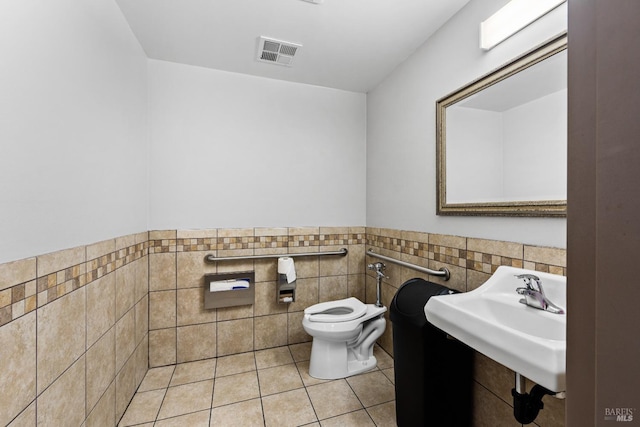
[302,297,387,379]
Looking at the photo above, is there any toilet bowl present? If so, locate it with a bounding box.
[302,297,387,379]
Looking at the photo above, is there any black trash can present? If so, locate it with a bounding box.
[390,278,473,427]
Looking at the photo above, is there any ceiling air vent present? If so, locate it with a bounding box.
[257,37,302,67]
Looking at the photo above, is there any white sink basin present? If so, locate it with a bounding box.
[425,266,566,392]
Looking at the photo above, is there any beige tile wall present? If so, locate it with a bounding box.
[0,232,149,427]
[0,225,565,426]
[364,227,566,427]
[147,227,367,367]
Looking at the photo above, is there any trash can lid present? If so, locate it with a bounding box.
[390,278,453,326]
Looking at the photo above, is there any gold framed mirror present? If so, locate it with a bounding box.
[436,33,567,217]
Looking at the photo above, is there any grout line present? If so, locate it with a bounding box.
[84,246,88,421]
[151,370,174,423]
[153,406,209,425]
[34,255,39,426]
[174,251,178,366]
[207,374,214,426]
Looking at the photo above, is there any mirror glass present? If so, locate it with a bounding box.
[436,34,567,217]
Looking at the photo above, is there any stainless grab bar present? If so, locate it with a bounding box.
[366,249,450,281]
[205,247,348,263]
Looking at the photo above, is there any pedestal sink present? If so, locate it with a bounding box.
[424,266,566,392]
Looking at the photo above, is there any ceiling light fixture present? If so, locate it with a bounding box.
[480,0,566,50]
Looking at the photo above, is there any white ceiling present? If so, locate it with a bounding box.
[115,0,471,93]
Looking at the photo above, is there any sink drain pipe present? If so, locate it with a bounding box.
[512,373,556,424]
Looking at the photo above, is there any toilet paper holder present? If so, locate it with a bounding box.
[277,257,296,304]
[277,277,296,304]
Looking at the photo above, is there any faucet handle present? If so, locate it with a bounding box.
[515,274,564,314]
[515,274,542,292]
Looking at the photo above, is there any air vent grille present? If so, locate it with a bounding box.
[260,51,278,62]
[279,45,298,56]
[257,37,302,67]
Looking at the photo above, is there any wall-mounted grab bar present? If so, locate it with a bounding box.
[205,248,348,263]
[366,249,450,281]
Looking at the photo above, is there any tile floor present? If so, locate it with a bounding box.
[119,343,397,427]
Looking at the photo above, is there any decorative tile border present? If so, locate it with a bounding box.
[465,250,524,274]
[366,230,565,276]
[320,233,366,246]
[0,227,564,328]
[288,234,320,248]
[367,235,404,253]
[148,232,366,254]
[149,239,177,254]
[255,235,288,249]
[218,236,253,251]
[0,241,148,328]
[177,238,217,252]
[433,246,467,268]
[36,262,85,307]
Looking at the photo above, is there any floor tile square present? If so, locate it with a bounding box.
[319,410,375,426]
[346,371,395,407]
[157,380,214,420]
[210,398,264,426]
[212,371,260,407]
[170,358,216,387]
[366,401,397,427]
[118,389,165,426]
[215,352,256,377]
[138,366,175,392]
[262,388,317,427]
[307,379,363,420]
[255,346,294,369]
[258,363,304,396]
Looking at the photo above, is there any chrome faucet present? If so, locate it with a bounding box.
[515,274,565,314]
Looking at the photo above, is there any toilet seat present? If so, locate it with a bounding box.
[304,297,367,323]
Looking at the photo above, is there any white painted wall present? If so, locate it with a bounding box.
[0,0,148,263]
[147,60,366,230]
[366,0,568,248]
[0,0,566,264]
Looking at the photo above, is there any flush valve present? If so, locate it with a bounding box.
[367,262,387,307]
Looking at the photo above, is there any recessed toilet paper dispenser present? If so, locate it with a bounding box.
[277,257,296,304]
